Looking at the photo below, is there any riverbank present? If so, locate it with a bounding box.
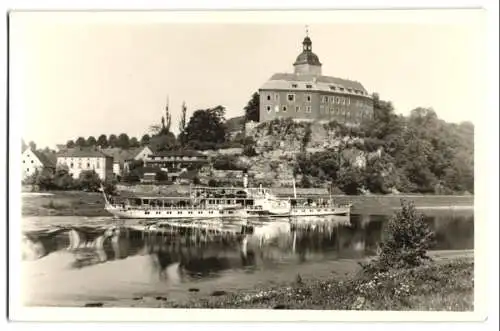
[81,250,473,310]
[21,188,474,217]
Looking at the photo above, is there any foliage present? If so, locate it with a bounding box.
[363,200,435,273]
[117,133,130,149]
[149,132,178,152]
[66,140,75,148]
[86,136,97,146]
[155,170,169,182]
[244,92,260,123]
[97,134,108,148]
[75,137,86,147]
[129,137,140,148]
[108,134,118,148]
[293,94,473,195]
[336,165,365,195]
[181,106,227,150]
[212,155,247,171]
[140,134,151,146]
[28,141,37,151]
[179,101,187,134]
[78,170,101,192]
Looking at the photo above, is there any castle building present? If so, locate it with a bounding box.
[258,33,374,125]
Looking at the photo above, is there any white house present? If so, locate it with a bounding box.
[21,148,56,179]
[133,146,154,161]
[56,148,114,181]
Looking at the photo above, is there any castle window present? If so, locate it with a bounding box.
[336,97,340,104]
[347,97,351,105]
[70,163,74,168]
[305,106,312,113]
[330,86,336,90]
[295,106,301,112]
[275,105,279,112]
[347,88,352,92]
[291,83,298,88]
[287,94,295,102]
[342,98,346,105]
[306,84,313,89]
[274,93,279,101]
[330,107,335,114]
[339,87,345,91]
[306,94,312,102]
[87,163,90,168]
[31,160,34,164]
[96,161,100,169]
[329,96,335,103]
[282,105,288,112]
[266,105,272,113]
[23,160,25,163]
[267,95,271,101]
[26,168,29,172]
[322,96,328,103]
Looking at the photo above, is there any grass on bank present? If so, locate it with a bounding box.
[168,258,473,311]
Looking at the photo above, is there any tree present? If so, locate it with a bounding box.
[182,106,227,150]
[77,170,101,192]
[53,164,75,190]
[97,134,108,148]
[86,136,97,146]
[179,101,187,133]
[149,132,178,152]
[117,133,130,149]
[365,200,435,272]
[108,134,118,148]
[75,137,86,147]
[140,134,151,146]
[28,141,37,151]
[66,140,75,148]
[129,137,140,148]
[244,92,259,122]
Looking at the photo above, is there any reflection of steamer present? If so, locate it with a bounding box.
[101,174,351,219]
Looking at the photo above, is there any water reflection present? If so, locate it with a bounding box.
[22,213,474,286]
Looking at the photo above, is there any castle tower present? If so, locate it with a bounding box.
[293,27,322,76]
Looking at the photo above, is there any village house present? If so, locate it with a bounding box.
[56,148,114,180]
[143,150,209,182]
[21,148,57,179]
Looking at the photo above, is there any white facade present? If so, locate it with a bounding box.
[56,156,113,180]
[22,149,44,179]
[134,146,153,161]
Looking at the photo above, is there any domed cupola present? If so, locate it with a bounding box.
[293,30,322,76]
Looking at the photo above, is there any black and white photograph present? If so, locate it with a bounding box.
[6,7,496,324]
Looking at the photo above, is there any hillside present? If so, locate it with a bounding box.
[225,95,474,195]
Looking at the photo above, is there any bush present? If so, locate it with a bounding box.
[363,200,435,273]
[77,170,101,192]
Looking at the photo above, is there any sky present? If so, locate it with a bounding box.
[10,10,486,149]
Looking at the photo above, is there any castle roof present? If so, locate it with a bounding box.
[294,51,322,66]
[260,73,370,96]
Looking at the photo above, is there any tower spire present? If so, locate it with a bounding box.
[305,24,309,37]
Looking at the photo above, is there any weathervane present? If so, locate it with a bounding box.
[305,25,309,37]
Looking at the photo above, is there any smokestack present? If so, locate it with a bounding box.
[243,173,248,188]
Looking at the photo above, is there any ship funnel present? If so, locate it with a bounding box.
[243,173,248,188]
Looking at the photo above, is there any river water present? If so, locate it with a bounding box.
[20,210,474,307]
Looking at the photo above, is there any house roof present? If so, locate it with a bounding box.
[32,150,57,168]
[153,150,206,158]
[226,116,245,132]
[260,73,369,96]
[101,147,137,164]
[57,147,113,159]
